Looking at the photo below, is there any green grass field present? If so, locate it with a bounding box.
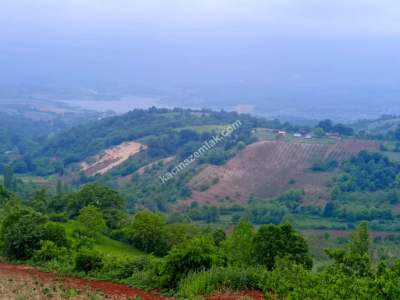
[175,124,228,133]
[290,215,348,230]
[60,221,143,259]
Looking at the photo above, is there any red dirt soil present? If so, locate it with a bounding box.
[0,261,166,300]
[189,140,378,205]
[206,290,264,300]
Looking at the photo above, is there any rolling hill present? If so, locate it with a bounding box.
[189,139,379,205]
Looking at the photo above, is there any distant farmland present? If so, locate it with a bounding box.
[189,139,379,205]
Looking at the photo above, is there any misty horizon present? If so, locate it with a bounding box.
[1,1,400,121]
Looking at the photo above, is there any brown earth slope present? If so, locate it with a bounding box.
[81,141,146,176]
[189,140,379,205]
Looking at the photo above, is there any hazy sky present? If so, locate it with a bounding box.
[2,0,400,37]
[1,1,400,119]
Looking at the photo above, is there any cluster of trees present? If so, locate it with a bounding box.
[316,119,354,136]
[336,151,400,192]
[309,151,400,224]
[0,182,315,293]
[3,181,400,298]
[311,159,338,172]
[0,111,97,175]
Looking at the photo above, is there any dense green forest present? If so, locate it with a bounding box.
[0,110,100,175]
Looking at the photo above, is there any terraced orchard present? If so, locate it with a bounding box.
[189,139,378,205]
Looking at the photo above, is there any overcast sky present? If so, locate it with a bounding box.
[2,0,400,38]
[1,0,400,113]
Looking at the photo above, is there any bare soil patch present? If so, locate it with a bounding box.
[81,141,146,176]
[0,261,166,300]
[206,290,264,300]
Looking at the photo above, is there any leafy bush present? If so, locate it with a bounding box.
[100,256,153,280]
[178,266,266,299]
[71,227,96,250]
[244,202,287,224]
[123,257,165,291]
[276,189,304,212]
[33,240,68,262]
[0,207,47,260]
[75,249,104,273]
[43,223,70,247]
[262,258,400,300]
[311,159,338,172]
[162,237,218,288]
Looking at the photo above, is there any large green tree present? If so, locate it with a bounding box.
[222,220,254,266]
[77,205,107,237]
[326,222,371,277]
[253,223,313,270]
[67,183,125,229]
[163,237,217,287]
[3,165,14,191]
[126,210,169,256]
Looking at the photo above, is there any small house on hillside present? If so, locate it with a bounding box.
[277,130,287,136]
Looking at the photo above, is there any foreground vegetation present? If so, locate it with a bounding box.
[1,182,400,299]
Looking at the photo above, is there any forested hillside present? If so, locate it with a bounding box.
[2,107,400,298]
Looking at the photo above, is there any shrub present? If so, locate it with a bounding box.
[166,223,201,248]
[311,159,338,172]
[262,259,319,299]
[163,237,217,288]
[71,227,96,250]
[75,249,104,273]
[33,240,68,262]
[123,257,165,291]
[43,223,70,247]
[0,207,47,260]
[101,256,153,280]
[178,266,266,299]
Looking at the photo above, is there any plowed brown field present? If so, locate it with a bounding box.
[0,261,166,300]
[189,140,378,205]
